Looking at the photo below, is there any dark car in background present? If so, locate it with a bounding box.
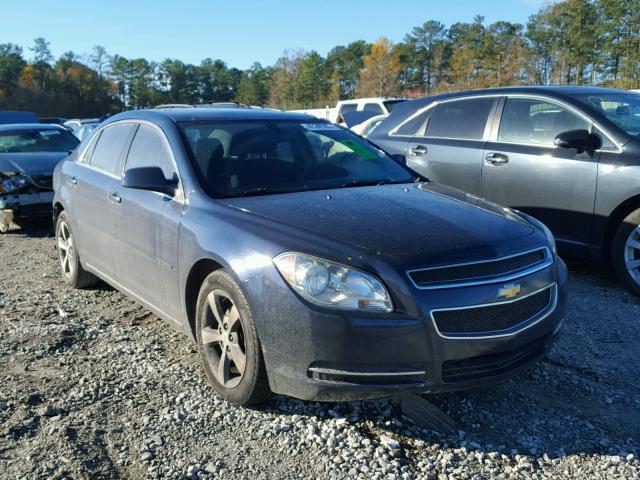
[53,108,567,405]
[0,123,79,232]
[370,86,640,296]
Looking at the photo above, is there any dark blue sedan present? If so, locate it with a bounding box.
[52,108,568,405]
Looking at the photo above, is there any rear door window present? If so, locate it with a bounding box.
[362,103,384,114]
[89,123,135,176]
[125,124,177,180]
[425,98,494,140]
[498,97,590,146]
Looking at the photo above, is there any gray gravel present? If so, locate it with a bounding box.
[1,224,639,480]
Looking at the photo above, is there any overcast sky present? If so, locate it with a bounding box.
[2,0,547,69]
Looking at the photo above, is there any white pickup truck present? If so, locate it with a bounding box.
[289,97,407,124]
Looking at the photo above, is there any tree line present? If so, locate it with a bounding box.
[0,0,639,117]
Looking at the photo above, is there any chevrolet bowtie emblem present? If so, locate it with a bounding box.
[499,283,521,299]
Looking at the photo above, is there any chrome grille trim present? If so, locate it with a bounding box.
[429,283,557,340]
[407,247,553,290]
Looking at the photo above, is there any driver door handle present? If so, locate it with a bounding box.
[109,193,121,204]
[408,144,428,156]
[68,176,77,185]
[484,152,509,165]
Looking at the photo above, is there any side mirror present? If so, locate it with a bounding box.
[554,129,602,153]
[390,153,407,165]
[122,167,175,195]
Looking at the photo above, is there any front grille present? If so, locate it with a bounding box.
[441,336,547,383]
[409,248,549,288]
[431,285,553,337]
[30,175,53,190]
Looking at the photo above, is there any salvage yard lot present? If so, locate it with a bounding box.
[1,226,639,480]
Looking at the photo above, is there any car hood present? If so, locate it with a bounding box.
[0,152,69,176]
[221,183,538,265]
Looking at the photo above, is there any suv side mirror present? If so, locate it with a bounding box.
[554,129,602,153]
[122,167,175,195]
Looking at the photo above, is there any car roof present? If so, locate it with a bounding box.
[0,123,67,132]
[372,85,637,138]
[107,107,317,124]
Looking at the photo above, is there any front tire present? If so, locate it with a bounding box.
[612,208,640,297]
[55,211,99,289]
[195,270,271,405]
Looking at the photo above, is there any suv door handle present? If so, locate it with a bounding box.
[408,144,428,156]
[484,152,509,165]
[109,193,121,204]
[68,176,77,185]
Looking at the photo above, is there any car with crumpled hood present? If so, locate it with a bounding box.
[0,123,79,232]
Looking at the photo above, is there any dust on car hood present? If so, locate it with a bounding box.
[221,182,537,261]
[0,152,69,176]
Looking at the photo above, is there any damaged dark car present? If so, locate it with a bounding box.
[0,123,79,232]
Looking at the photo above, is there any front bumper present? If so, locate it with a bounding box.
[0,191,54,219]
[245,256,568,402]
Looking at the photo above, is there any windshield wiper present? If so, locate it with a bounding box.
[219,187,290,198]
[340,178,410,188]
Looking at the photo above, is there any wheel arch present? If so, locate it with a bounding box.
[603,194,640,261]
[184,258,224,340]
[53,201,65,224]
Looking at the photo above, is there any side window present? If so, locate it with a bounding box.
[81,131,102,164]
[594,126,616,150]
[125,124,177,180]
[338,103,358,115]
[363,103,384,114]
[395,108,432,136]
[89,123,134,175]
[498,98,590,146]
[425,98,494,140]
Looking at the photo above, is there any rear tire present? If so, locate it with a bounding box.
[55,211,99,289]
[195,270,271,405]
[612,208,640,297]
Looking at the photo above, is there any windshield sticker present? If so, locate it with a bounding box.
[338,139,378,159]
[40,130,61,135]
[301,123,341,131]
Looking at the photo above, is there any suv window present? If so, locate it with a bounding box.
[498,98,590,146]
[425,98,494,140]
[363,103,384,114]
[125,124,177,180]
[90,123,134,175]
[338,103,358,115]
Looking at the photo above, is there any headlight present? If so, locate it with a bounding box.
[273,252,393,312]
[518,212,557,254]
[0,175,29,193]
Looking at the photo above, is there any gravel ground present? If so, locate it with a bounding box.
[1,224,639,480]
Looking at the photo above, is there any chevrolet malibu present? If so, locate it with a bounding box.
[52,108,568,405]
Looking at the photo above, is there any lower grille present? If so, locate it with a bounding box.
[431,285,554,338]
[441,337,547,383]
[30,175,53,190]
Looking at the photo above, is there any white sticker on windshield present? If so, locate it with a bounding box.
[40,130,61,135]
[301,123,341,131]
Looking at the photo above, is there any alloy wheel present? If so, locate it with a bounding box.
[201,289,247,389]
[57,220,76,279]
[624,225,640,285]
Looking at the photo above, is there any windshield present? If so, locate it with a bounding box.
[181,120,414,198]
[0,128,79,153]
[383,100,406,113]
[574,93,640,137]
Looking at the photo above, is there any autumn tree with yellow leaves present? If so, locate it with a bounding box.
[358,37,402,97]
